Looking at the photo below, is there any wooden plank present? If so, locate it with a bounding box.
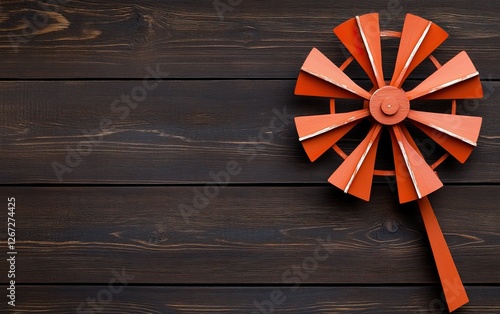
[0,80,497,184]
[2,285,499,313]
[0,186,498,284]
[0,1,498,79]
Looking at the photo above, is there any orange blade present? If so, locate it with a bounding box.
[400,124,423,156]
[328,124,381,201]
[296,109,370,141]
[390,128,419,203]
[419,76,483,100]
[334,17,376,85]
[411,121,476,163]
[301,122,361,162]
[391,125,443,203]
[334,13,385,88]
[407,110,482,148]
[418,197,469,312]
[295,109,370,161]
[295,71,364,99]
[297,48,372,99]
[406,51,481,100]
[391,14,448,87]
[391,124,444,203]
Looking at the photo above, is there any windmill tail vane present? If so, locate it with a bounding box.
[294,13,483,312]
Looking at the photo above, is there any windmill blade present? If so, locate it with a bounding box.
[334,13,385,88]
[390,128,419,203]
[407,110,482,147]
[296,108,369,141]
[296,109,369,162]
[355,13,385,88]
[418,76,482,100]
[406,51,481,100]
[295,71,365,99]
[300,122,361,162]
[334,17,377,85]
[391,14,448,87]
[400,124,423,154]
[297,48,372,99]
[391,125,443,203]
[412,122,476,163]
[328,124,381,201]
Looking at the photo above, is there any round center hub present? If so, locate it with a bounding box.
[381,97,399,115]
[369,86,409,125]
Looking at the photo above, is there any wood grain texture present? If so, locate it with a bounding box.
[1,286,499,313]
[0,1,498,312]
[0,186,498,284]
[0,1,498,79]
[0,80,497,184]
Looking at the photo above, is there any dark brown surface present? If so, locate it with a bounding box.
[0,186,498,284]
[0,1,498,313]
[1,286,499,313]
[0,1,498,79]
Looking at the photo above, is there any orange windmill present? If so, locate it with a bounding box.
[294,13,483,312]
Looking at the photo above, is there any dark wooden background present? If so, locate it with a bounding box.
[0,1,499,313]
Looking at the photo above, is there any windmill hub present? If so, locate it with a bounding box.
[369,86,410,125]
[381,97,399,115]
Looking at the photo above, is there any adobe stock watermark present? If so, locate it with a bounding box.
[178,106,294,224]
[8,0,70,52]
[76,267,135,313]
[252,233,336,314]
[51,64,168,182]
[213,0,243,21]
[413,277,468,313]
